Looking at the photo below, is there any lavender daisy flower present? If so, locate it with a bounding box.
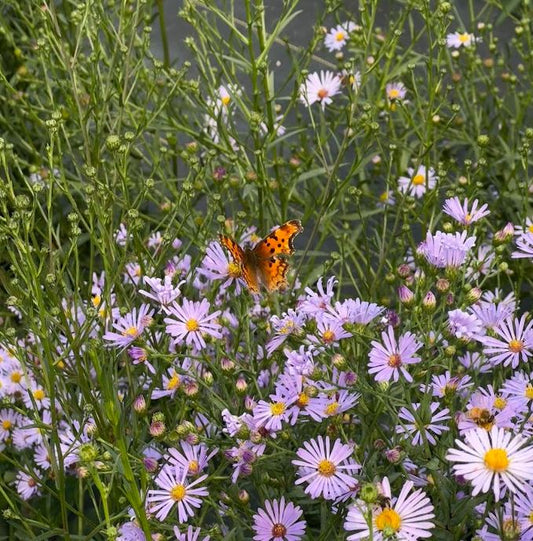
[442,197,490,226]
[173,525,210,541]
[447,309,484,341]
[167,442,218,476]
[458,351,492,373]
[423,371,473,399]
[117,520,145,541]
[252,497,306,541]
[266,310,306,357]
[308,314,352,346]
[345,477,435,540]
[253,391,297,432]
[501,371,533,413]
[306,390,360,422]
[419,230,476,268]
[458,388,515,434]
[139,275,185,307]
[397,402,451,446]
[297,276,337,315]
[145,464,208,522]
[103,304,154,349]
[197,241,243,292]
[468,298,515,331]
[479,314,533,368]
[326,298,384,325]
[446,426,533,501]
[284,346,317,376]
[292,435,358,500]
[512,230,533,259]
[16,470,41,500]
[368,326,422,383]
[164,298,222,351]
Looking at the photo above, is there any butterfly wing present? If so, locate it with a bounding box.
[251,220,303,259]
[252,220,303,292]
[219,234,260,293]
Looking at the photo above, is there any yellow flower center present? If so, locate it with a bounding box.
[33,389,45,400]
[91,294,101,307]
[296,392,309,408]
[186,319,199,332]
[170,484,186,501]
[412,174,425,185]
[529,510,533,525]
[2,420,12,430]
[528,224,533,234]
[493,396,507,410]
[322,330,335,343]
[525,384,533,400]
[484,448,509,472]
[227,261,242,278]
[379,191,390,202]
[270,402,286,416]
[272,523,287,537]
[509,339,524,353]
[388,88,400,99]
[375,508,401,532]
[387,353,402,368]
[317,88,329,100]
[280,321,295,335]
[10,372,21,383]
[459,33,470,43]
[325,402,339,416]
[335,31,346,41]
[221,95,231,106]
[317,459,336,477]
[188,460,200,475]
[122,326,139,337]
[464,213,472,224]
[166,372,180,390]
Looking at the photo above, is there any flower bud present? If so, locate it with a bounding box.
[436,278,450,292]
[398,285,414,305]
[466,287,482,304]
[422,291,436,311]
[133,395,146,414]
[494,222,514,244]
[238,489,250,504]
[360,483,379,503]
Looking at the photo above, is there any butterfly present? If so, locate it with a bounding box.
[219,220,303,294]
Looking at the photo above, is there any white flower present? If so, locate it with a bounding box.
[447,32,477,48]
[324,22,356,52]
[398,165,437,198]
[299,71,341,110]
[446,426,533,501]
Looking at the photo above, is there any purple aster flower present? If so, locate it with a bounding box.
[117,520,145,541]
[327,298,384,325]
[458,388,515,435]
[226,440,266,483]
[418,230,476,268]
[167,442,218,477]
[458,351,492,373]
[284,347,317,376]
[397,402,451,445]
[173,525,210,541]
[115,223,130,246]
[442,197,490,226]
[479,314,533,368]
[368,326,422,383]
[468,298,515,331]
[16,470,41,500]
[421,371,472,399]
[151,367,181,400]
[292,435,358,500]
[308,314,352,347]
[164,299,222,351]
[145,464,208,522]
[306,389,360,422]
[253,391,297,432]
[147,231,163,251]
[512,233,533,259]
[197,241,244,292]
[252,497,306,541]
[297,276,337,315]
[501,371,533,413]
[447,309,484,341]
[102,304,154,348]
[139,275,185,307]
[266,310,307,357]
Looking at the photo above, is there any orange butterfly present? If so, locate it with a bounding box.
[219,220,303,294]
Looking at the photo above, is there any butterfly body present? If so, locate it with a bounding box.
[219,219,303,294]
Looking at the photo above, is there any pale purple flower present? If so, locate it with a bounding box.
[146,464,208,522]
[139,275,185,306]
[115,223,130,246]
[151,368,181,400]
[386,82,407,102]
[501,371,533,413]
[306,390,360,422]
[458,351,492,373]
[299,71,342,110]
[443,197,490,225]
[292,436,358,500]
[468,298,515,331]
[103,304,154,349]
[252,497,306,541]
[117,521,146,541]
[368,326,422,383]
[458,389,515,435]
[345,477,435,540]
[422,371,473,399]
[167,442,218,477]
[297,276,337,315]
[164,298,222,350]
[197,241,243,292]
[0,409,21,441]
[397,402,451,446]
[447,309,484,341]
[266,310,306,357]
[512,233,533,259]
[173,525,210,541]
[284,347,317,376]
[419,230,476,268]
[253,392,297,432]
[15,470,41,500]
[308,314,352,346]
[327,298,384,325]
[147,231,164,251]
[479,314,533,368]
